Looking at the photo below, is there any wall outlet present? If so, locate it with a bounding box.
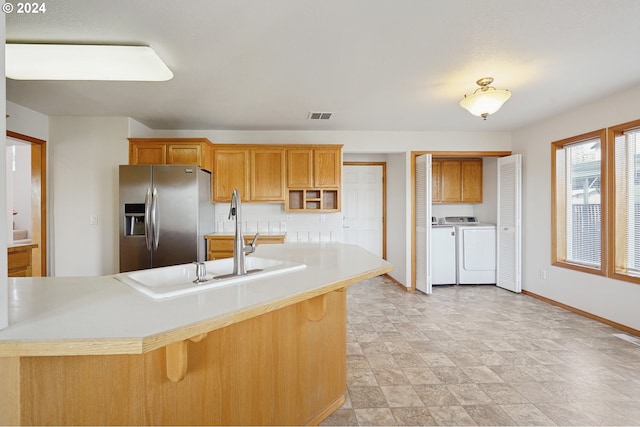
[539,269,547,279]
[319,214,326,222]
[90,215,98,225]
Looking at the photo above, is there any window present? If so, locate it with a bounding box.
[552,119,640,285]
[551,130,606,275]
[609,119,640,283]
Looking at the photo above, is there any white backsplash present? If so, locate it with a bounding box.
[213,203,343,243]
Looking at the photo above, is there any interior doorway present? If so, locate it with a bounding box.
[342,162,386,259]
[7,131,47,276]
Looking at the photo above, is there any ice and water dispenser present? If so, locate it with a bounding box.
[124,203,146,236]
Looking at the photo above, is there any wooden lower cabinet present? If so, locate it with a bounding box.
[8,244,38,277]
[0,290,347,426]
[206,234,285,260]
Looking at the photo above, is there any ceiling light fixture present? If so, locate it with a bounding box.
[5,44,173,81]
[460,77,511,120]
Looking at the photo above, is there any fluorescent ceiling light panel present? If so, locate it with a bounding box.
[6,44,173,81]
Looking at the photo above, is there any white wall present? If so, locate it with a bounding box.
[148,129,512,153]
[6,101,49,141]
[8,144,32,234]
[512,82,640,331]
[49,117,129,276]
[1,16,8,330]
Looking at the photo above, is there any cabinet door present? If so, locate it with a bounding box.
[431,160,442,203]
[213,149,250,202]
[167,144,202,166]
[461,159,483,203]
[129,143,166,165]
[251,149,286,202]
[287,149,313,188]
[440,160,462,202]
[314,148,341,188]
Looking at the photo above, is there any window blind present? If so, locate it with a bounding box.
[564,139,602,267]
[614,129,640,276]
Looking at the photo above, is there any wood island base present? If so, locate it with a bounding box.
[1,289,347,426]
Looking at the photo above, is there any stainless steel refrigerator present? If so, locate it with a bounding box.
[118,165,215,273]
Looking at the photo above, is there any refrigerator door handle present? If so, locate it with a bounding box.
[144,187,152,251]
[151,187,159,250]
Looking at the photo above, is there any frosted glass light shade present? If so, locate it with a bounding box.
[6,44,173,81]
[460,88,511,117]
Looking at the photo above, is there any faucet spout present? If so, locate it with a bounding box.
[228,189,259,276]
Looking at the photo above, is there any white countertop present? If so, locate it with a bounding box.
[0,243,392,357]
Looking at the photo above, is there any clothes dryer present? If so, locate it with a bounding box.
[440,217,496,285]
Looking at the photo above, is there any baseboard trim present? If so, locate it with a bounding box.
[305,392,346,426]
[522,290,640,338]
[384,274,411,291]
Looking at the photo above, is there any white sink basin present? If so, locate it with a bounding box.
[115,257,306,299]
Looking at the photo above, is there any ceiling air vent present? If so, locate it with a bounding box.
[308,112,332,120]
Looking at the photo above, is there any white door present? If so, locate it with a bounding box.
[497,154,522,293]
[415,154,433,294]
[342,165,384,257]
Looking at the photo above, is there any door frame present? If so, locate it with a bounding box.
[343,162,387,259]
[410,150,511,291]
[7,130,47,276]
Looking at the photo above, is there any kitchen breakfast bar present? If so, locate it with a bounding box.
[0,243,392,426]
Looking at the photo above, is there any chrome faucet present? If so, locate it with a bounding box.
[228,189,259,275]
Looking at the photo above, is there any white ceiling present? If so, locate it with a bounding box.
[6,0,640,132]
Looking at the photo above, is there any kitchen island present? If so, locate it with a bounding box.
[0,243,392,426]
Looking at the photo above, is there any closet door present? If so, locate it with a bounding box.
[497,154,522,293]
[415,154,433,294]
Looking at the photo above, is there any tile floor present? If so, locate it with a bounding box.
[320,276,640,426]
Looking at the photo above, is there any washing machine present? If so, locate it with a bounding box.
[431,217,456,285]
[440,216,496,285]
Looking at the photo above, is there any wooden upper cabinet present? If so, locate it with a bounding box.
[286,149,313,188]
[167,144,201,165]
[431,160,442,202]
[285,145,342,212]
[460,159,483,203]
[314,148,341,188]
[440,160,462,203]
[129,142,166,165]
[213,148,250,202]
[251,148,286,202]
[128,138,214,171]
[432,158,482,204]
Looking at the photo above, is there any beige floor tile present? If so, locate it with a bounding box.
[354,408,398,426]
[384,340,415,354]
[430,366,473,384]
[535,402,597,426]
[347,369,378,387]
[333,277,640,426]
[390,407,438,426]
[460,365,505,383]
[500,403,557,426]
[393,352,427,367]
[365,353,399,369]
[380,385,424,407]
[420,352,456,366]
[320,408,359,426]
[373,368,410,386]
[403,367,442,385]
[477,382,529,404]
[464,404,517,426]
[446,383,493,406]
[348,386,388,409]
[413,384,459,406]
[427,405,476,426]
